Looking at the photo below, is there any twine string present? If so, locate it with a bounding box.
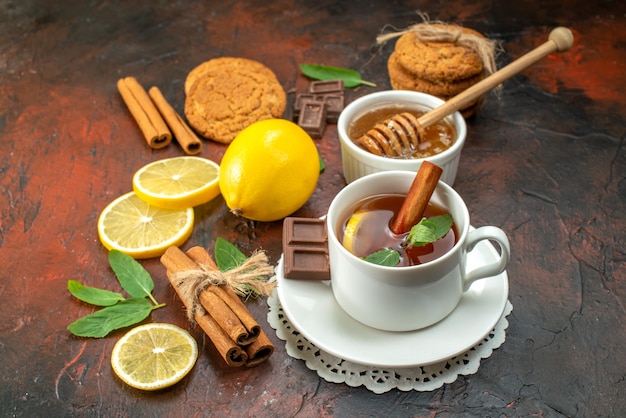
[171,251,276,322]
[376,13,501,77]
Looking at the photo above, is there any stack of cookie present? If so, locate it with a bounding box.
[184,57,286,144]
[387,25,488,118]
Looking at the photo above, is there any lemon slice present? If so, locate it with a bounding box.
[111,323,198,391]
[133,156,220,210]
[342,210,369,255]
[97,191,194,259]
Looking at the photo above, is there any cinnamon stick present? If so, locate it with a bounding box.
[160,247,247,367]
[198,290,253,346]
[117,77,172,149]
[160,245,274,367]
[186,247,261,344]
[244,329,275,367]
[148,86,203,155]
[184,246,274,366]
[390,161,443,234]
[187,304,247,367]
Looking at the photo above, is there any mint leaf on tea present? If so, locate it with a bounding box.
[108,249,155,301]
[428,214,454,240]
[407,214,453,247]
[407,220,437,247]
[68,280,125,307]
[364,248,400,267]
[299,64,376,88]
[67,298,154,338]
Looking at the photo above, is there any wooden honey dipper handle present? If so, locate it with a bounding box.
[417,27,575,129]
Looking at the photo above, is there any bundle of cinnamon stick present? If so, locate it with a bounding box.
[160,246,274,367]
[117,76,203,155]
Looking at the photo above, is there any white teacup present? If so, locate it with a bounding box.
[327,170,510,331]
[337,90,467,185]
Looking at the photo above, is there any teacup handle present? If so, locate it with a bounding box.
[462,226,510,291]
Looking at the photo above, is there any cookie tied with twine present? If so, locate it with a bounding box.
[379,17,500,117]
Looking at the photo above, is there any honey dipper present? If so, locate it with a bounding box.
[357,27,575,157]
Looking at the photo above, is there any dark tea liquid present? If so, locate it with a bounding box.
[339,194,458,266]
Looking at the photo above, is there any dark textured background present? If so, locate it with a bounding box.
[1,0,624,416]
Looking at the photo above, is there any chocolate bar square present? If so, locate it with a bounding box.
[282,217,330,280]
[308,79,344,94]
[320,94,344,123]
[293,93,316,120]
[283,246,330,281]
[297,99,326,138]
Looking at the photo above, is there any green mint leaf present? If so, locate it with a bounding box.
[68,280,125,307]
[364,248,400,267]
[319,155,325,172]
[215,237,247,272]
[407,214,453,247]
[299,64,376,88]
[428,214,454,241]
[67,298,154,338]
[214,238,264,298]
[108,250,154,299]
[407,221,437,247]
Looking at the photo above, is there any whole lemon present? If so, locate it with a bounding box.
[219,119,320,222]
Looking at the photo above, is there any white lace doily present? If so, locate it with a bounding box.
[267,289,512,394]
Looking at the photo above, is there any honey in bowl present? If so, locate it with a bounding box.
[339,194,458,267]
[348,106,456,159]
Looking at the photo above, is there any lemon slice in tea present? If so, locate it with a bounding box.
[97,191,194,259]
[111,323,198,391]
[133,156,220,210]
[342,210,372,255]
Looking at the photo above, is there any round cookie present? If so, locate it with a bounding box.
[184,57,280,95]
[184,61,286,144]
[387,51,485,97]
[394,26,485,82]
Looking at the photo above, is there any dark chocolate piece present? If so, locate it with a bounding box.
[297,99,326,138]
[282,217,330,281]
[286,217,327,244]
[284,246,330,281]
[293,93,316,120]
[319,94,344,123]
[308,79,344,94]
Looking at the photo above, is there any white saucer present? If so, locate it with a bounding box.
[276,230,509,368]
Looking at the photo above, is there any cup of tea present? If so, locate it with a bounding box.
[326,170,510,331]
[337,90,467,185]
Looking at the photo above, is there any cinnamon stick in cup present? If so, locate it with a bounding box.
[390,161,443,234]
[117,77,172,149]
[160,247,247,367]
[148,86,203,155]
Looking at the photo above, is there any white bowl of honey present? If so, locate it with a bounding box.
[337,90,467,185]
